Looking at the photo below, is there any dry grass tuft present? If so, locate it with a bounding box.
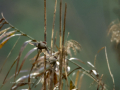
[108,19,120,44]
[0,0,116,90]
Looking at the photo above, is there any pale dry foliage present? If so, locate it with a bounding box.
[108,19,120,44]
[65,40,81,56]
[0,0,115,90]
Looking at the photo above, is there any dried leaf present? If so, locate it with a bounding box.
[11,73,40,90]
[11,82,28,90]
[0,22,7,30]
[0,27,11,35]
[70,80,75,90]
[0,30,16,41]
[0,36,20,73]
[28,50,41,89]
[5,70,29,84]
[97,47,105,53]
[69,58,85,64]
[15,40,32,77]
[0,34,21,49]
[75,71,80,87]
[78,73,84,90]
[87,61,95,68]
[0,18,4,23]
[2,58,18,85]
[18,47,37,75]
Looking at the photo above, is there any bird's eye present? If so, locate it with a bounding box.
[42,41,47,44]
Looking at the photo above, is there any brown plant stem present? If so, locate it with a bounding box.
[51,0,57,53]
[44,0,47,90]
[59,0,62,90]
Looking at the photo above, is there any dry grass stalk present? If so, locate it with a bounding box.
[44,0,47,89]
[78,73,84,90]
[51,0,57,53]
[105,47,115,90]
[62,3,69,90]
[94,47,105,67]
[0,1,116,90]
[97,74,104,90]
[0,36,20,73]
[59,0,63,90]
[75,70,80,87]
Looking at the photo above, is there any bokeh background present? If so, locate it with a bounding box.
[0,0,120,90]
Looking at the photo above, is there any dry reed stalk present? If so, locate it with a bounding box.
[105,47,115,90]
[59,0,62,90]
[49,0,57,90]
[44,0,47,90]
[51,0,57,53]
[62,3,69,89]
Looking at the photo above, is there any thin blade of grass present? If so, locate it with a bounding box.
[0,36,20,73]
[0,22,7,30]
[11,72,40,90]
[0,27,11,35]
[97,74,103,90]
[1,13,36,41]
[0,31,16,41]
[78,73,84,90]
[94,55,97,67]
[0,34,21,49]
[67,67,81,76]
[68,59,104,88]
[28,50,41,90]
[97,47,105,53]
[11,83,28,90]
[94,47,105,68]
[0,16,4,23]
[1,58,18,88]
[69,57,85,64]
[5,69,29,84]
[105,47,115,90]
[18,47,37,75]
[75,70,80,87]
[34,69,50,88]
[15,40,32,78]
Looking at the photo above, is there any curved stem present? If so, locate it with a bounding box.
[1,13,37,42]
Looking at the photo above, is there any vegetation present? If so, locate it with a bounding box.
[0,0,116,90]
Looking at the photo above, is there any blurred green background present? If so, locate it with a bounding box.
[0,0,120,90]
